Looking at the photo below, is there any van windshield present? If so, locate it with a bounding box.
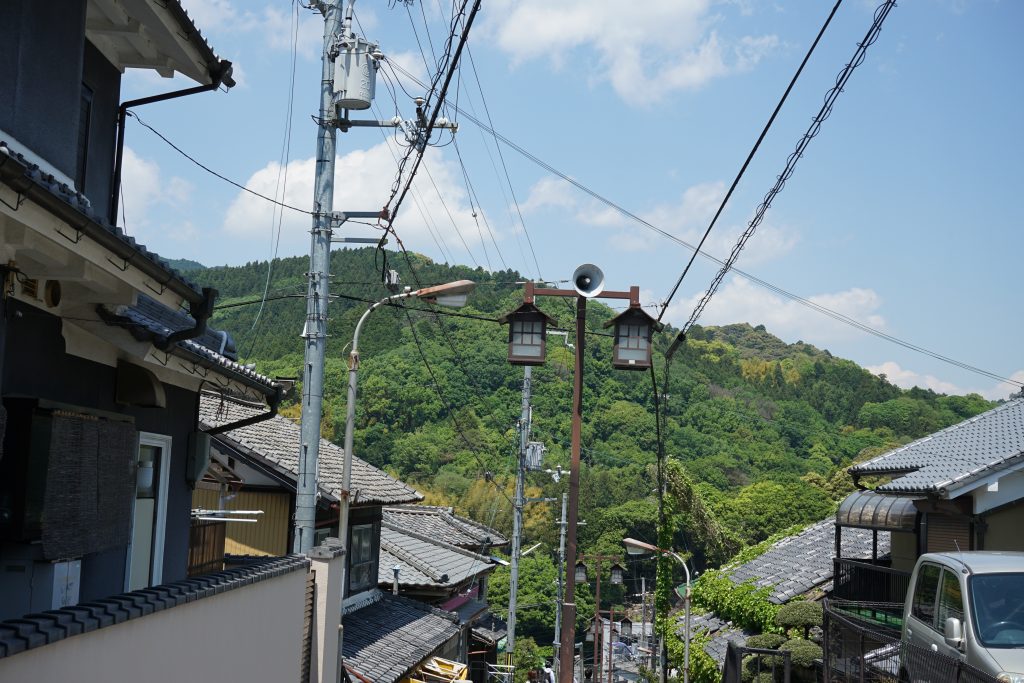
[969,573,1024,648]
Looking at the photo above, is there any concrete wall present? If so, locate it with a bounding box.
[0,567,308,683]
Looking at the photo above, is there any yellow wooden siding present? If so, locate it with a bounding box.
[192,489,290,556]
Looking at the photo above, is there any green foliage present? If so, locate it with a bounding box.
[666,627,719,683]
[774,601,822,639]
[779,638,822,669]
[745,633,787,650]
[487,553,593,644]
[690,572,780,634]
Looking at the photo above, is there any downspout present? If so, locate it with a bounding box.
[205,386,283,435]
[154,286,217,349]
[108,60,234,225]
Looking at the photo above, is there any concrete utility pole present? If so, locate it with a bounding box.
[294,0,344,555]
[552,492,568,680]
[506,365,532,660]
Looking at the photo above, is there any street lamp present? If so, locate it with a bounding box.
[337,279,475,647]
[623,538,691,683]
[498,268,651,683]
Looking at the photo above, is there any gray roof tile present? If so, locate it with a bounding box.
[199,394,422,505]
[342,592,460,683]
[727,520,888,604]
[849,398,1024,495]
[378,523,495,589]
[383,505,509,548]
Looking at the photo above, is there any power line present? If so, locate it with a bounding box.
[385,60,1022,389]
[126,111,313,215]
[681,0,898,336]
[658,0,844,322]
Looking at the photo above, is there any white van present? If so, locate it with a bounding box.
[902,552,1024,682]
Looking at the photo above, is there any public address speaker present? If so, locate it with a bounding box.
[572,263,605,298]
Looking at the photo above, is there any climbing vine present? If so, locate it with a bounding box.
[690,572,781,635]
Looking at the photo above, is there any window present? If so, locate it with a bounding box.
[348,523,376,593]
[911,563,941,627]
[511,319,544,358]
[127,433,171,591]
[937,569,965,626]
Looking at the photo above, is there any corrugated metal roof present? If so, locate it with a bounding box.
[342,591,460,683]
[849,399,1024,495]
[382,505,509,548]
[837,490,918,531]
[727,519,887,604]
[199,394,422,505]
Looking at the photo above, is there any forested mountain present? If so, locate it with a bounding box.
[198,248,991,641]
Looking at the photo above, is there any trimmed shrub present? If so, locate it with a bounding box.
[746,633,787,650]
[779,638,823,668]
[774,601,823,639]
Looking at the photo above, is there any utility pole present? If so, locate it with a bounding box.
[506,365,532,661]
[294,0,344,555]
[553,492,568,680]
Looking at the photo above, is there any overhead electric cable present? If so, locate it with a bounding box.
[658,0,844,322]
[387,60,1020,389]
[127,111,313,215]
[680,0,898,337]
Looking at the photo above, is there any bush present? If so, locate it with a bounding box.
[746,633,787,650]
[774,601,822,639]
[779,638,822,668]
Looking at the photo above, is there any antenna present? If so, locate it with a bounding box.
[953,539,969,574]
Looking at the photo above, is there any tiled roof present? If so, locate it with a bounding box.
[727,520,887,604]
[382,505,509,548]
[102,295,278,395]
[472,612,508,646]
[0,140,204,301]
[849,398,1024,495]
[378,523,495,590]
[342,591,460,683]
[687,611,752,665]
[199,394,422,505]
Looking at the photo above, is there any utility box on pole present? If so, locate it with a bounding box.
[525,441,546,471]
[333,34,379,110]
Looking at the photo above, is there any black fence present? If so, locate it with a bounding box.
[833,559,911,606]
[722,642,791,683]
[823,599,999,683]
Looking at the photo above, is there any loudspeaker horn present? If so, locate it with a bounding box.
[572,263,605,298]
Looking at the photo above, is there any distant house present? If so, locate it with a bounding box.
[199,393,507,682]
[832,397,1024,606]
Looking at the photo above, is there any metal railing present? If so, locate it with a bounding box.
[833,558,911,606]
[721,642,791,683]
[823,599,999,683]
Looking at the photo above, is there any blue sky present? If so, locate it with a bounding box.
[120,0,1023,400]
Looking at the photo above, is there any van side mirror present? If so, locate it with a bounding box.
[944,617,964,648]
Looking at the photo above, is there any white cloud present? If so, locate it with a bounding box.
[119,147,195,242]
[521,176,577,213]
[484,0,778,103]
[661,276,886,344]
[865,363,1024,402]
[222,141,491,264]
[179,0,323,60]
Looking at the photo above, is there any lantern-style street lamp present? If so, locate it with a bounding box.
[619,616,633,639]
[499,301,557,365]
[500,270,652,683]
[604,305,660,370]
[609,562,625,585]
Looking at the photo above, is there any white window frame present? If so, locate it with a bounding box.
[125,432,172,590]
